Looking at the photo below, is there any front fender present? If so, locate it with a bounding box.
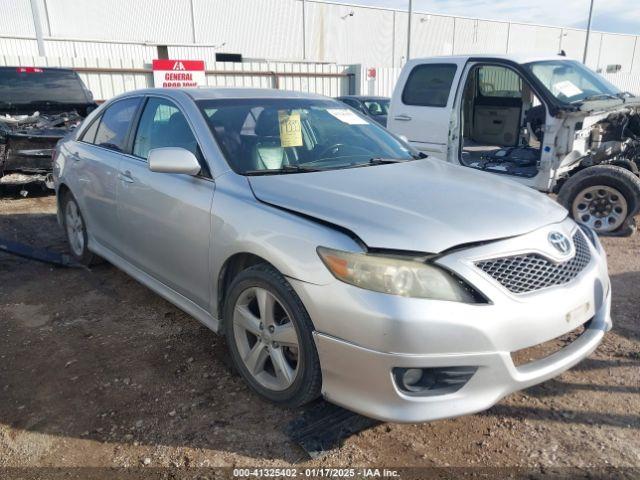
[209,173,362,318]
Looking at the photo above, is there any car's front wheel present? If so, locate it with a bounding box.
[223,264,322,407]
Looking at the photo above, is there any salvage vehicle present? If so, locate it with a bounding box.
[388,55,640,236]
[53,88,611,422]
[0,66,96,188]
[336,95,390,126]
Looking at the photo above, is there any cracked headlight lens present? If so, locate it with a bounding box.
[317,247,479,302]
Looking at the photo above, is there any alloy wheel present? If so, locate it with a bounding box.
[65,200,85,257]
[232,287,300,391]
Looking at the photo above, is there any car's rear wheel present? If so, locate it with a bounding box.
[61,192,99,266]
[558,165,640,235]
[223,264,321,407]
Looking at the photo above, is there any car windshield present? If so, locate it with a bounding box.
[363,99,389,116]
[524,60,623,104]
[0,68,89,105]
[198,98,416,175]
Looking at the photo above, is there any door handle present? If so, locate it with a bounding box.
[70,152,81,162]
[118,170,134,183]
[394,114,412,121]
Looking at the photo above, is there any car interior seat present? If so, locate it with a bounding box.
[252,109,290,170]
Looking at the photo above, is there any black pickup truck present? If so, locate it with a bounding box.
[0,67,97,188]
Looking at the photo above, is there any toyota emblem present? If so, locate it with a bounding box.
[548,232,572,255]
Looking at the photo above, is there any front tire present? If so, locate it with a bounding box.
[61,192,99,266]
[558,165,640,235]
[223,264,322,407]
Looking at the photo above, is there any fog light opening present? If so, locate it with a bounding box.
[393,366,477,397]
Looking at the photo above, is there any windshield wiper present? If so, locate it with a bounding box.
[367,157,413,165]
[244,164,322,176]
[576,93,620,103]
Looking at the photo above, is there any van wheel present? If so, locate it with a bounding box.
[223,264,322,407]
[558,165,640,235]
[60,192,100,266]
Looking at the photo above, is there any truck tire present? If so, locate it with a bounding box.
[558,165,640,236]
[610,158,639,176]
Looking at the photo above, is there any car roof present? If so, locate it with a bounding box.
[144,87,330,101]
[338,95,389,101]
[409,53,571,65]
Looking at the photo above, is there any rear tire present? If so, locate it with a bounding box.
[558,165,640,236]
[223,264,322,408]
[60,191,100,266]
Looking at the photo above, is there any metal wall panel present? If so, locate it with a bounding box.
[44,40,157,60]
[507,23,562,55]
[410,14,454,58]
[193,0,303,60]
[0,0,35,36]
[304,2,395,66]
[453,18,509,55]
[46,0,193,43]
[632,38,640,73]
[584,32,603,71]
[602,73,640,95]
[2,0,640,74]
[599,34,637,73]
[0,36,39,56]
[559,29,586,61]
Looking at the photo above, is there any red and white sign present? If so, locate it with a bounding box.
[152,60,205,88]
[367,68,377,79]
[17,67,44,73]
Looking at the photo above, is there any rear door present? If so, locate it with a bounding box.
[388,58,465,156]
[70,97,141,253]
[116,96,214,309]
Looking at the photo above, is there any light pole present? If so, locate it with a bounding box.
[582,0,595,63]
[406,0,412,62]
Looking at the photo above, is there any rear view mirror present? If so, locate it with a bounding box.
[148,147,201,176]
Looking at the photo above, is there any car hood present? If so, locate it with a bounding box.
[248,159,568,253]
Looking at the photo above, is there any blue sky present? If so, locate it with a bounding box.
[326,0,640,35]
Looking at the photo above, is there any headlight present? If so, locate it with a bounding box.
[317,247,480,302]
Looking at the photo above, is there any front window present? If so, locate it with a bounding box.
[198,98,416,175]
[524,60,623,104]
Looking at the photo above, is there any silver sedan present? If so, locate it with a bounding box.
[53,88,611,422]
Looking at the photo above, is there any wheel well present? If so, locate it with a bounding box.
[217,253,272,326]
[57,183,71,213]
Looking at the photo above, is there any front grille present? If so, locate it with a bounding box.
[475,232,591,294]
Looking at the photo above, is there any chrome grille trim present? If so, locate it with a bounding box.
[475,232,591,294]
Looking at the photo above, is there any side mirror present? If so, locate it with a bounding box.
[148,147,201,176]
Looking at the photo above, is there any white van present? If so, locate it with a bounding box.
[388,54,640,236]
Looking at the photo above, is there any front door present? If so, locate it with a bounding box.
[117,96,214,309]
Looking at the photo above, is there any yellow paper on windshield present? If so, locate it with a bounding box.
[278,111,303,147]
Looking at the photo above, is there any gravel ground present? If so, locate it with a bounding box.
[0,190,638,475]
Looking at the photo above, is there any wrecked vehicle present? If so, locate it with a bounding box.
[388,55,640,235]
[0,67,96,189]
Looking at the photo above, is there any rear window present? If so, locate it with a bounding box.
[93,98,140,152]
[402,64,457,107]
[0,68,89,104]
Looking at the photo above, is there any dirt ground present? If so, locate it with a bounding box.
[0,188,638,476]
